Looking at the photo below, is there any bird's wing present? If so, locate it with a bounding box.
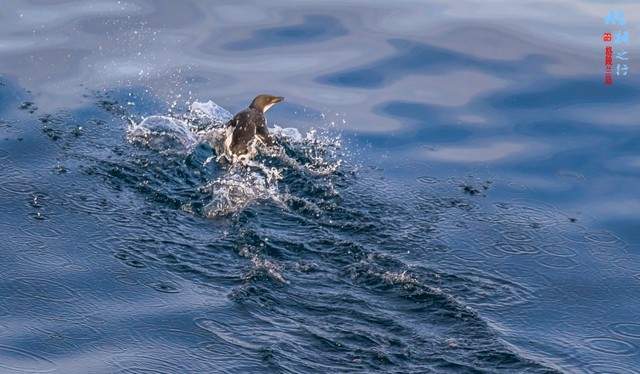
[255,114,274,146]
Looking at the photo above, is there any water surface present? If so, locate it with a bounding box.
[1,1,639,373]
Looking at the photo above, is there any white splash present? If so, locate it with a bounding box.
[201,166,284,218]
[127,100,343,217]
[189,100,232,124]
[127,115,198,154]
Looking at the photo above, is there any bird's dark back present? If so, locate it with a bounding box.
[228,108,265,154]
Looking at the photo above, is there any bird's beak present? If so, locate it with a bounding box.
[274,96,284,103]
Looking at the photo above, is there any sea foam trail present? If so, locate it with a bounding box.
[126,100,342,217]
[127,115,199,154]
[127,100,231,155]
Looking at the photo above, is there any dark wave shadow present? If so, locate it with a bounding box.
[316,38,552,89]
[221,15,348,51]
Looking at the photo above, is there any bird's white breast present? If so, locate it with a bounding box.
[263,103,274,113]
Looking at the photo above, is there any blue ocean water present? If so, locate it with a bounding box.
[1,1,639,373]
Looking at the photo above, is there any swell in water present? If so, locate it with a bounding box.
[20,89,561,372]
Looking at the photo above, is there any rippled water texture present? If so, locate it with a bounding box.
[1,1,640,373]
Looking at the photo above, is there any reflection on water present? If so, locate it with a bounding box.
[1,0,640,373]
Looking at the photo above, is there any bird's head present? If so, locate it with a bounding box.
[249,94,284,113]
